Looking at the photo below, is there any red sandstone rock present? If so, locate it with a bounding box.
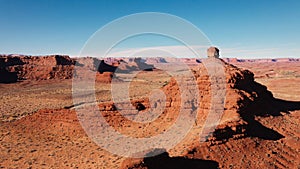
[1,56,299,169]
[0,55,75,81]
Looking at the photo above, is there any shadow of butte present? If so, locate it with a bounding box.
[142,152,219,169]
[273,98,300,113]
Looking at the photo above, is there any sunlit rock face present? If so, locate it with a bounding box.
[207,47,220,58]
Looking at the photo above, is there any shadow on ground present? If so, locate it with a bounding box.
[0,69,18,83]
[238,80,300,140]
[141,152,219,169]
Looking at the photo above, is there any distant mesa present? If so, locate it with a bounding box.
[0,54,156,83]
[1,51,300,84]
[222,57,300,63]
[0,55,74,83]
[143,57,168,64]
[76,57,154,73]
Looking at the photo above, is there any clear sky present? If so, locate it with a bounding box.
[0,0,300,58]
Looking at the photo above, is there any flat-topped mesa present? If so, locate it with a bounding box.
[0,55,75,82]
[0,54,156,83]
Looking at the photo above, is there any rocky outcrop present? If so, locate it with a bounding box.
[0,55,156,83]
[207,47,220,58]
[93,58,282,147]
[0,55,75,82]
[119,58,288,168]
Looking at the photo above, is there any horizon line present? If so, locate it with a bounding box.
[1,53,300,60]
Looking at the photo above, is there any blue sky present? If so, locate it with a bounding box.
[0,0,300,58]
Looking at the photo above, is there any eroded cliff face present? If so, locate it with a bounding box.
[154,59,278,144]
[0,55,156,83]
[120,59,282,169]
[0,55,75,82]
[85,58,278,145]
